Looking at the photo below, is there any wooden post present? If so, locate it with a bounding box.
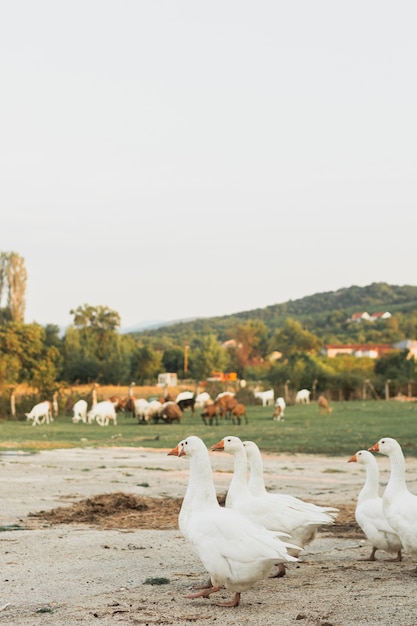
[284,380,290,403]
[92,383,98,407]
[312,379,318,401]
[10,392,16,418]
[385,379,391,401]
[184,345,189,374]
[129,382,135,398]
[53,391,59,417]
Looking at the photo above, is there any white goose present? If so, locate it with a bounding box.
[243,440,339,519]
[212,436,336,575]
[369,437,417,574]
[168,435,298,607]
[348,449,402,561]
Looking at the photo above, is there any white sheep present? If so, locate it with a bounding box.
[87,400,118,426]
[72,399,88,423]
[254,389,275,406]
[295,389,311,404]
[25,401,53,426]
[134,398,150,422]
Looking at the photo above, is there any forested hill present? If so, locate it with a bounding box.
[132,283,417,344]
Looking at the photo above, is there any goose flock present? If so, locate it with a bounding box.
[168,434,417,608]
[168,434,338,607]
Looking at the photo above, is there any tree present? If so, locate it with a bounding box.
[0,251,27,323]
[190,335,230,381]
[70,304,121,331]
[270,318,322,358]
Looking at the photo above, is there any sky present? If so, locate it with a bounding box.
[2,1,416,331]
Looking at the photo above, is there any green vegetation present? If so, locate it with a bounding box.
[1,401,417,457]
[2,278,417,407]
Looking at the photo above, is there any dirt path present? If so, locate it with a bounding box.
[2,446,417,625]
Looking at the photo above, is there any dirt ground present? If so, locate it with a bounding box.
[2,445,417,625]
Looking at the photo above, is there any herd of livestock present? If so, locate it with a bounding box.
[24,387,333,427]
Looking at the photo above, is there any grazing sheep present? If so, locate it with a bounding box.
[295,389,311,404]
[215,394,238,419]
[201,404,220,426]
[134,398,150,422]
[25,401,53,426]
[145,400,165,424]
[72,399,88,423]
[318,395,333,414]
[253,389,274,407]
[158,401,182,424]
[230,403,248,425]
[87,400,118,426]
[175,391,196,416]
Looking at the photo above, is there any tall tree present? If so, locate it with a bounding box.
[0,251,27,323]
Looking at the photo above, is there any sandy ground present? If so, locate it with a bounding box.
[2,445,417,625]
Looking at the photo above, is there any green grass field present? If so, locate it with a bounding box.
[1,400,417,457]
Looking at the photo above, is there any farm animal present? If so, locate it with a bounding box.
[158,401,182,423]
[194,392,211,408]
[214,393,238,419]
[317,395,332,414]
[87,400,118,426]
[368,437,417,573]
[175,391,196,416]
[25,401,53,426]
[295,389,311,404]
[201,404,220,426]
[212,436,335,577]
[72,399,88,423]
[167,435,297,607]
[253,388,274,406]
[134,398,150,422]
[144,400,165,423]
[273,397,286,421]
[230,402,248,425]
[348,450,402,561]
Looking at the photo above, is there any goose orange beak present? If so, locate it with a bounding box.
[168,445,179,456]
[347,454,357,463]
[211,439,225,451]
[368,442,379,452]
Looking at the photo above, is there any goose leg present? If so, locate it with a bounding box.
[215,592,240,607]
[269,562,286,578]
[187,585,221,599]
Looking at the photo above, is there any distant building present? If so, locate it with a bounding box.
[322,344,393,358]
[348,311,392,323]
[392,340,417,359]
[157,372,178,387]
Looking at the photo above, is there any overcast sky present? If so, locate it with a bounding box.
[2,1,416,330]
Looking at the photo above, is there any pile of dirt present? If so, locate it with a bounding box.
[27,493,358,536]
[28,493,181,530]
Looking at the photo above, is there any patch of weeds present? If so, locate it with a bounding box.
[144,467,167,472]
[35,606,54,614]
[81,468,91,472]
[137,482,150,488]
[143,577,170,586]
[122,472,133,477]
[322,468,345,474]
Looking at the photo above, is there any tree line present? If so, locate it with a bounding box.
[0,252,416,405]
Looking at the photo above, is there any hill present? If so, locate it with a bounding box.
[130,282,417,345]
